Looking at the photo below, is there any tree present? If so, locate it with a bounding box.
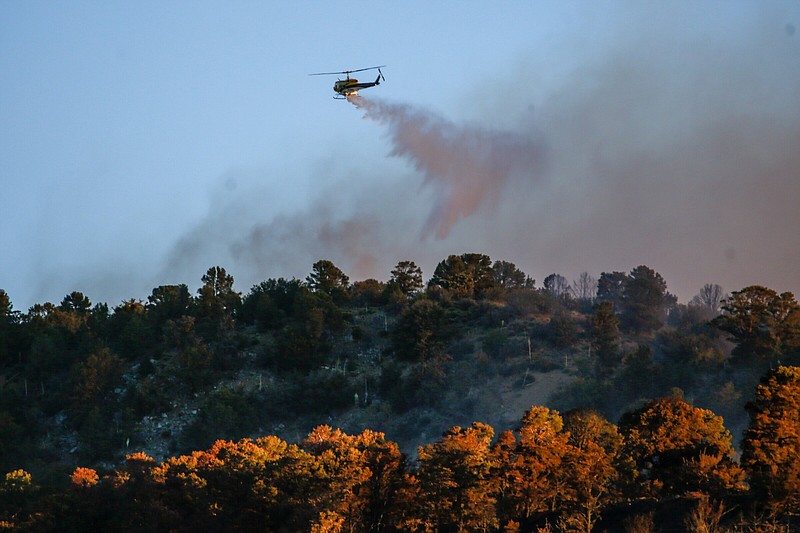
[302,426,406,532]
[240,277,304,329]
[740,366,800,514]
[713,286,800,366]
[561,408,622,458]
[272,288,339,372]
[60,291,91,315]
[559,409,623,532]
[70,467,100,489]
[0,469,37,526]
[492,260,529,290]
[428,253,495,299]
[414,422,498,532]
[591,301,621,379]
[618,345,657,399]
[621,265,668,333]
[390,299,449,364]
[596,271,627,309]
[547,308,577,348]
[690,284,727,318]
[147,284,192,325]
[543,273,571,300]
[390,260,424,297]
[618,398,744,498]
[307,260,350,303]
[71,346,124,412]
[108,298,154,359]
[196,266,241,329]
[0,289,17,366]
[349,278,387,307]
[492,407,571,523]
[570,272,598,309]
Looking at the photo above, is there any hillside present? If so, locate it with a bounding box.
[3,257,796,475]
[3,257,800,530]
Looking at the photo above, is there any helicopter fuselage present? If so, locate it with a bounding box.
[310,66,385,99]
[333,74,381,97]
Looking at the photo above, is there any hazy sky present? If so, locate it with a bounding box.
[2,2,799,310]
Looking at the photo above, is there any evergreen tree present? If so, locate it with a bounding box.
[621,265,668,333]
[307,260,350,304]
[591,301,622,379]
[428,253,495,299]
[389,260,424,297]
[713,286,800,367]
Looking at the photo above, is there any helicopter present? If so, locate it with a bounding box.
[309,65,386,99]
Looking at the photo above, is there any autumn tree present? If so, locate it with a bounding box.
[740,365,800,514]
[147,437,306,530]
[562,408,623,458]
[492,407,571,524]
[559,409,621,532]
[347,429,406,532]
[302,426,406,532]
[713,286,800,367]
[618,398,744,498]
[413,422,498,532]
[0,469,38,527]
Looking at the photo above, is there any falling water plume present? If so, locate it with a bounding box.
[349,96,544,239]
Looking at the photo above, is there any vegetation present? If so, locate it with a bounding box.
[1,256,800,531]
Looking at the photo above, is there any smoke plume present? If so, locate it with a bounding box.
[155,5,799,304]
[349,96,544,238]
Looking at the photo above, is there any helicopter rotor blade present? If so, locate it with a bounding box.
[349,65,386,74]
[309,65,386,76]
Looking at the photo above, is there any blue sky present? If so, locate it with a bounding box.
[2,2,799,310]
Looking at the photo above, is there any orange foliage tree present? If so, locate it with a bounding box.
[410,422,498,532]
[491,407,570,525]
[741,365,800,514]
[618,397,744,498]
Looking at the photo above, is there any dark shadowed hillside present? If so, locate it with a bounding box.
[2,257,800,530]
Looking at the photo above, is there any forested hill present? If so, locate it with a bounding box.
[1,254,800,530]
